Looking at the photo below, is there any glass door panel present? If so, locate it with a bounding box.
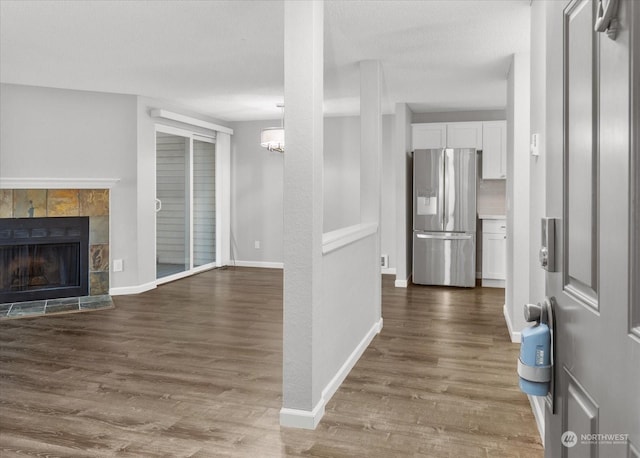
[156,132,190,279]
[193,139,216,267]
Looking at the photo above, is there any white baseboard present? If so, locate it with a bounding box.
[528,395,546,447]
[280,317,383,429]
[394,274,410,288]
[279,403,325,430]
[232,260,284,269]
[482,278,506,288]
[110,280,156,296]
[503,304,521,343]
[381,267,396,275]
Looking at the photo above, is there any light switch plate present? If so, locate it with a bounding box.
[531,133,540,156]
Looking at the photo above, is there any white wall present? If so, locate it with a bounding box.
[230,114,396,268]
[0,83,139,289]
[394,103,413,286]
[505,52,531,341]
[229,120,284,266]
[412,110,506,123]
[0,84,233,293]
[323,116,360,232]
[525,1,550,443]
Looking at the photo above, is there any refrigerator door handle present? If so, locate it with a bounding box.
[442,149,447,230]
[439,149,445,230]
[416,233,473,240]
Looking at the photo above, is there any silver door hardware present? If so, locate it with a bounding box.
[520,297,556,413]
[155,198,162,213]
[540,217,557,272]
[594,0,620,40]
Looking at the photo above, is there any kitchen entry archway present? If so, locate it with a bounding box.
[155,124,221,284]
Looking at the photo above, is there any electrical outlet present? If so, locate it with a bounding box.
[381,254,389,268]
[254,240,261,249]
[113,259,124,272]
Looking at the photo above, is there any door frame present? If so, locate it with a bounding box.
[154,123,223,285]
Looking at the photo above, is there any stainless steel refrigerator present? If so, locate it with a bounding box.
[412,148,476,287]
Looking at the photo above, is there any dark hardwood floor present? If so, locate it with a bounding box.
[0,267,543,457]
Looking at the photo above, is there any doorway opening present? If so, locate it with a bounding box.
[155,126,220,284]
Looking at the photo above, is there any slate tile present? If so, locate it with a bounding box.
[47,189,79,216]
[79,189,109,217]
[13,189,47,218]
[90,244,109,272]
[89,216,109,244]
[0,190,13,217]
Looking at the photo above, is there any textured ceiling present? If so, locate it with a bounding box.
[0,0,530,121]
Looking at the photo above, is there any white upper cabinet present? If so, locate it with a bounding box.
[481,121,507,179]
[411,123,447,149]
[412,120,507,180]
[446,122,483,149]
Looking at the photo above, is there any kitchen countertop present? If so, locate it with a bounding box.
[478,214,506,220]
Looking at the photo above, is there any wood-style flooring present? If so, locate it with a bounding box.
[0,267,543,457]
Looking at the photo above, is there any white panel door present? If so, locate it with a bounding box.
[543,1,639,456]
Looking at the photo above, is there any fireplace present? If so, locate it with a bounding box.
[0,217,89,303]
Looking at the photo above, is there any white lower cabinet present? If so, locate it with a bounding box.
[481,218,506,288]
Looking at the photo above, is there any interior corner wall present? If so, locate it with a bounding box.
[0,83,139,289]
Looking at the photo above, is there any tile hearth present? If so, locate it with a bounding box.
[0,295,114,320]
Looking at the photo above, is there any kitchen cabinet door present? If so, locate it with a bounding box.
[482,121,507,179]
[411,123,446,150]
[446,122,483,149]
[482,232,506,280]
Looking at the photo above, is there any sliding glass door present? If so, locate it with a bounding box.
[155,127,217,282]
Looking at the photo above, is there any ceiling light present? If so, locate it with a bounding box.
[260,104,284,153]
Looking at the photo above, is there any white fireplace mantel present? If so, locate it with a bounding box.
[0,178,121,189]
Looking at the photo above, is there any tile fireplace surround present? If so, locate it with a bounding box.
[0,188,111,317]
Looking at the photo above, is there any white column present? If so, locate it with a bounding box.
[359,60,382,316]
[280,0,324,429]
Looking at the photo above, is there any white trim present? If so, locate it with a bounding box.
[232,260,284,269]
[280,317,383,429]
[0,177,120,189]
[482,278,506,288]
[110,280,156,296]
[322,318,383,403]
[503,303,521,343]
[381,267,396,275]
[395,275,410,288]
[279,403,325,430]
[528,395,545,446]
[151,109,233,135]
[322,223,378,255]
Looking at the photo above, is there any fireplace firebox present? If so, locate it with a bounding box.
[0,217,89,303]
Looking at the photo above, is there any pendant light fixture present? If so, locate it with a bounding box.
[260,104,285,153]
